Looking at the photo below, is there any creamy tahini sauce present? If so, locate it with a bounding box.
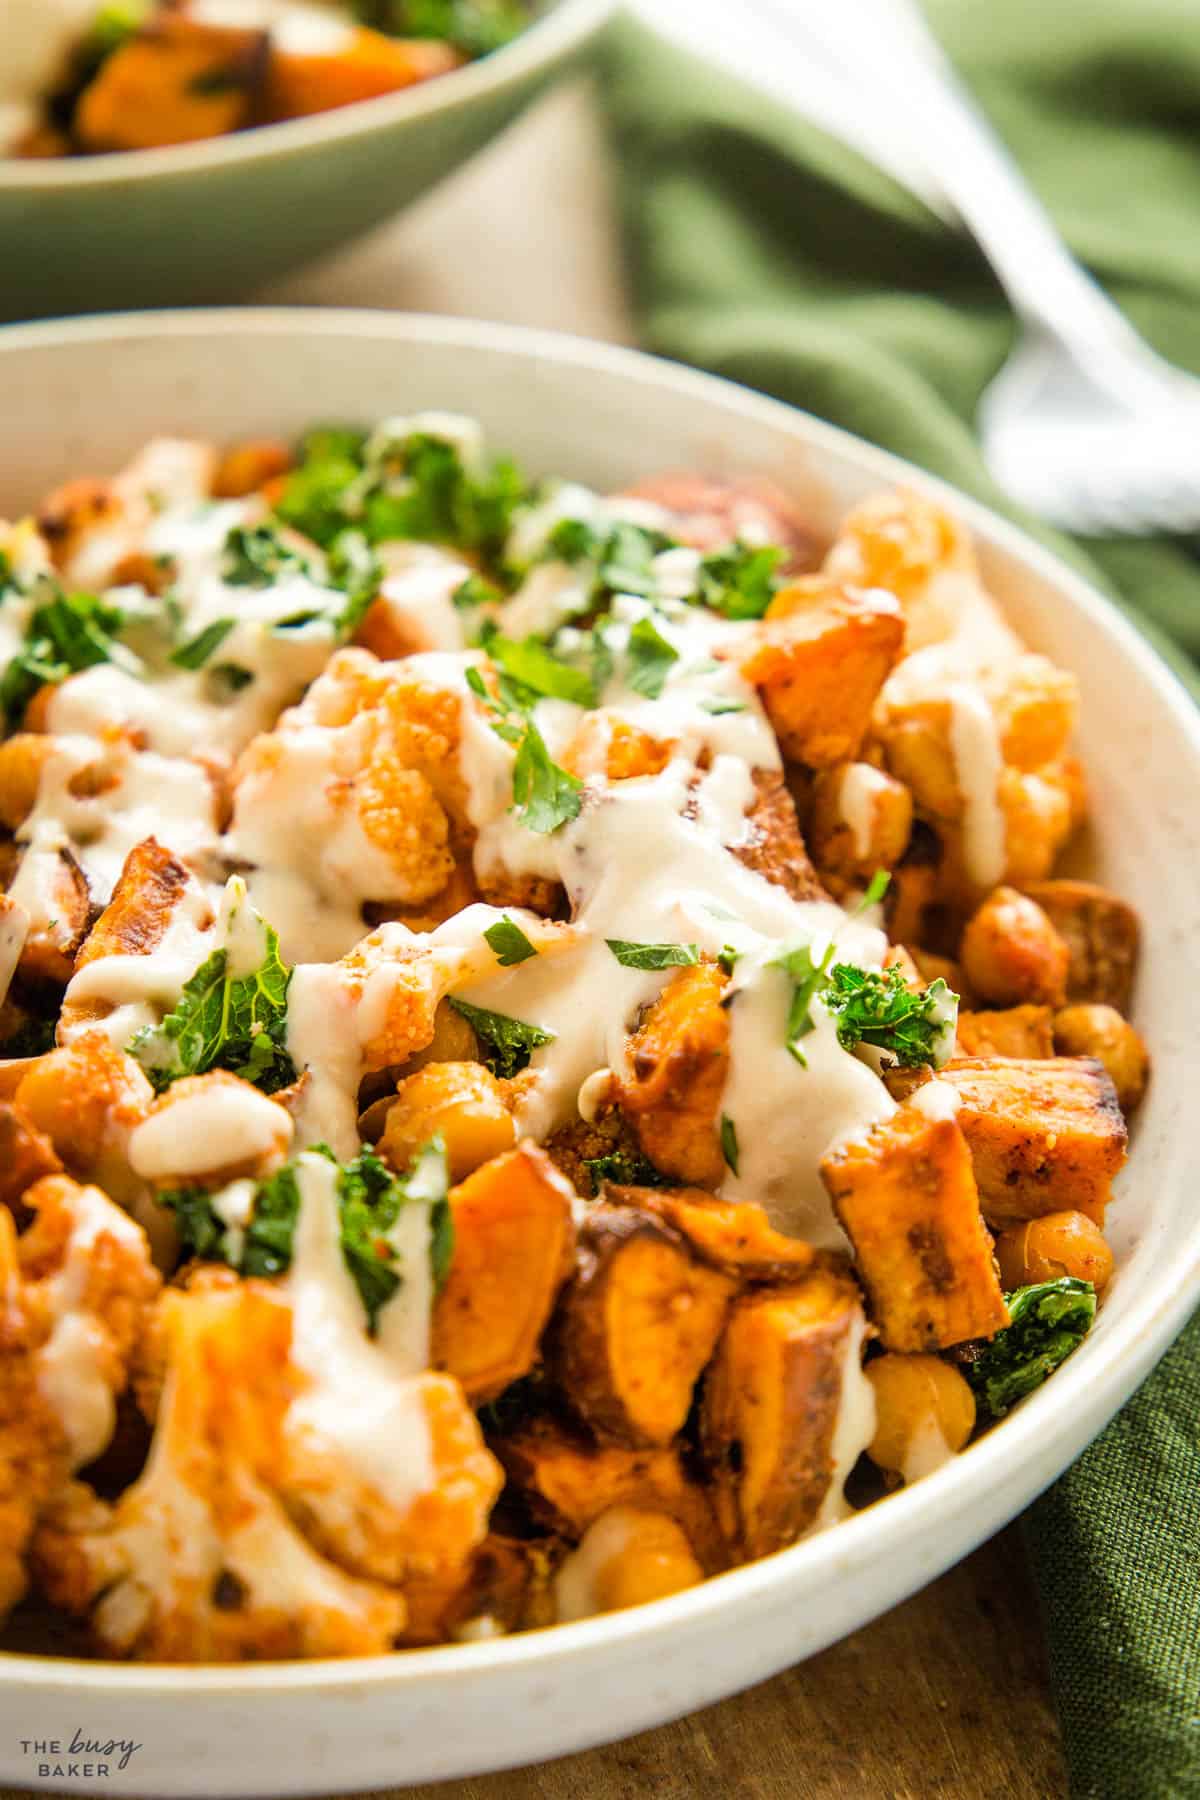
[128,1084,293,1183]
[283,1154,434,1512]
[812,1305,876,1528]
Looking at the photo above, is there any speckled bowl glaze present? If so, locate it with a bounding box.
[0,0,612,320]
[0,311,1196,1798]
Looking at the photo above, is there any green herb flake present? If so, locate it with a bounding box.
[128,901,294,1095]
[170,617,235,670]
[626,616,679,699]
[446,996,554,1079]
[484,915,538,967]
[606,940,700,972]
[0,582,140,725]
[161,1141,453,1335]
[770,940,836,1066]
[222,523,312,588]
[582,1146,668,1197]
[487,631,596,707]
[696,543,784,621]
[965,1279,1097,1418]
[824,964,958,1069]
[511,719,583,834]
[720,1113,740,1176]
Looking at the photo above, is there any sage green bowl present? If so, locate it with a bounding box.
[0,0,612,321]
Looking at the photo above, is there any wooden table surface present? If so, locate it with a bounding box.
[2,83,1068,1800]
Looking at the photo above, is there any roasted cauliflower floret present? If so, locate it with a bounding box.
[0,1208,65,1620]
[15,1174,161,1472]
[229,648,487,914]
[0,1174,159,1620]
[33,1277,408,1661]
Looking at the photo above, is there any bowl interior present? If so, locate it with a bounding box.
[0,311,1196,1791]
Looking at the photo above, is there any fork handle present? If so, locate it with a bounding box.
[771,0,1145,359]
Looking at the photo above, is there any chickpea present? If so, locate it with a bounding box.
[400,998,479,1074]
[380,1060,515,1183]
[960,885,1069,1007]
[994,1212,1114,1295]
[866,1353,976,1481]
[0,733,53,830]
[1053,1004,1149,1112]
[556,1507,703,1622]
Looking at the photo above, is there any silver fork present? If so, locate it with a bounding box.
[746,0,1200,535]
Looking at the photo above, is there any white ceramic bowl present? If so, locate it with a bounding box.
[0,310,1196,1797]
[0,0,612,320]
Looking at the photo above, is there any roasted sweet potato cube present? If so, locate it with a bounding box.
[700,1268,867,1559]
[1022,881,1140,1013]
[548,1204,734,1447]
[0,1102,63,1212]
[924,1056,1127,1227]
[261,29,462,121]
[807,761,913,890]
[432,1142,576,1405]
[17,850,92,986]
[740,579,904,767]
[63,840,201,1036]
[400,1533,556,1645]
[820,1104,1009,1352]
[492,1414,725,1572]
[211,439,292,500]
[955,1006,1054,1059]
[75,20,268,151]
[609,1184,817,1284]
[617,962,729,1189]
[35,478,122,573]
[731,769,826,902]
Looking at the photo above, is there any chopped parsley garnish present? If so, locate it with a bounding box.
[326,528,382,635]
[854,869,891,913]
[695,543,783,620]
[626,616,679,699]
[606,940,700,971]
[128,900,294,1095]
[770,940,837,1066]
[222,523,312,587]
[484,915,538,966]
[170,617,235,670]
[824,964,957,1069]
[964,1279,1096,1419]
[720,1113,740,1176]
[453,572,505,614]
[583,1145,669,1196]
[484,627,597,708]
[209,662,254,697]
[467,661,583,834]
[363,431,527,561]
[159,1143,453,1335]
[446,996,554,1078]
[272,425,367,547]
[0,580,141,725]
[511,720,583,833]
[544,516,675,605]
[700,696,746,715]
[350,0,530,58]
[768,943,956,1071]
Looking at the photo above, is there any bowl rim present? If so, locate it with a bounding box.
[0,0,613,191]
[1,305,1197,1700]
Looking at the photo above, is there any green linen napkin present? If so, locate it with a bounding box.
[601,7,1200,1795]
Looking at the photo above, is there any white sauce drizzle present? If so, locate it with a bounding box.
[128,1085,292,1183]
[838,762,890,861]
[283,1154,434,1512]
[811,1306,876,1528]
[35,1184,146,1470]
[899,1413,956,1486]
